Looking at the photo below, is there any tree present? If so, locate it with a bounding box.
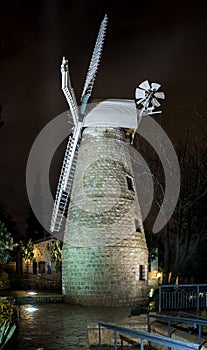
[152,144,207,284]
[0,105,4,129]
[0,222,17,264]
[25,206,44,242]
[46,240,62,272]
[25,169,47,241]
[19,239,34,262]
[137,131,207,284]
[145,228,159,269]
[0,113,20,242]
[168,145,207,283]
[0,202,20,241]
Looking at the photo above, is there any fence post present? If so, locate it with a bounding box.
[98,323,102,350]
[147,315,152,349]
[168,320,171,338]
[197,285,200,312]
[147,314,151,333]
[198,324,202,345]
[114,329,117,350]
[159,286,162,312]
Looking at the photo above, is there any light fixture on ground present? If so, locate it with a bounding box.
[25,306,38,312]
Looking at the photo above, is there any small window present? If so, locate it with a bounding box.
[139,265,146,281]
[134,219,141,232]
[126,175,134,191]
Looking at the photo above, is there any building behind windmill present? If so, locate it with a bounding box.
[51,15,165,306]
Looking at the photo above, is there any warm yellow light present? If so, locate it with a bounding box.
[27,291,37,295]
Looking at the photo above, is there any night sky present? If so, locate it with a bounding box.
[0,0,207,234]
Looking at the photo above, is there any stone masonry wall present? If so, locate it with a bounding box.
[62,127,149,306]
[63,234,148,306]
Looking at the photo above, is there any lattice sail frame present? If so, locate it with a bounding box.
[81,14,108,114]
[50,15,108,233]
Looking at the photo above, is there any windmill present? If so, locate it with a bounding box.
[50,15,165,234]
[50,14,165,306]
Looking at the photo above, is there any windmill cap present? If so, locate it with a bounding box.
[83,99,138,129]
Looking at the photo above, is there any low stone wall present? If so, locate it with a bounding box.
[22,273,61,290]
[88,315,147,347]
[16,294,64,304]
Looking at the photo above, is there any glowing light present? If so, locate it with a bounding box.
[149,288,154,298]
[27,291,37,295]
[157,272,162,279]
[25,306,38,312]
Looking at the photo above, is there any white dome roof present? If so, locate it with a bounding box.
[83,99,138,129]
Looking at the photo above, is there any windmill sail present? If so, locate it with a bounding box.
[81,14,108,115]
[135,80,165,124]
[50,15,108,233]
[61,57,79,125]
[50,123,82,232]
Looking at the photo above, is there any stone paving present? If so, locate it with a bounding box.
[6,302,133,350]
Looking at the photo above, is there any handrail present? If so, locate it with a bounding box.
[159,284,207,312]
[177,311,207,320]
[160,284,207,288]
[148,314,207,344]
[98,321,203,350]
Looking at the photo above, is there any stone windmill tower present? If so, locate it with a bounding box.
[50,15,165,306]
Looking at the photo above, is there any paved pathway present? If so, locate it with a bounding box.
[6,303,132,350]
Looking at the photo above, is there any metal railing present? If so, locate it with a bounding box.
[159,284,207,312]
[148,313,207,345]
[98,321,204,350]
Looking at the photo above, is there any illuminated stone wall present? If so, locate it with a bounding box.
[62,127,148,306]
[22,238,59,275]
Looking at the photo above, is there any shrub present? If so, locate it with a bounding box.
[46,240,62,272]
[0,271,9,290]
[0,298,16,323]
[0,222,17,264]
[0,298,16,349]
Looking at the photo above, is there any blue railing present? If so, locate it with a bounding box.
[148,313,207,345]
[98,321,204,350]
[159,284,207,312]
